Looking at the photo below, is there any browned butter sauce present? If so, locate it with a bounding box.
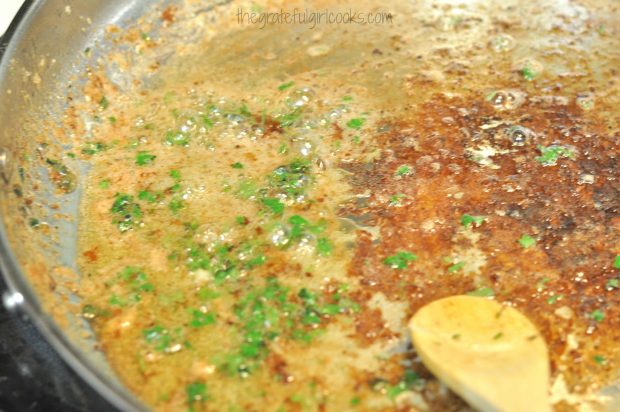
[73,0,620,411]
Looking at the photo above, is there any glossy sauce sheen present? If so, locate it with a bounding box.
[73,0,620,411]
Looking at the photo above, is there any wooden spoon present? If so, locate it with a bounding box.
[409,295,551,412]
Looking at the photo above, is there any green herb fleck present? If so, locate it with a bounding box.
[45,158,77,192]
[593,355,607,365]
[170,169,181,180]
[383,251,418,269]
[143,325,171,352]
[135,151,156,166]
[278,81,294,91]
[111,193,142,232]
[606,278,619,290]
[591,309,605,322]
[169,197,185,214]
[537,277,550,290]
[236,179,258,199]
[198,288,221,301]
[98,96,109,109]
[448,261,465,273]
[522,65,537,81]
[269,159,311,200]
[231,162,244,169]
[261,198,285,215]
[396,165,411,176]
[466,287,495,297]
[547,294,563,304]
[81,142,107,155]
[388,193,406,206]
[461,214,485,228]
[316,237,333,256]
[189,309,216,328]
[614,255,620,269]
[518,234,536,249]
[535,145,575,166]
[385,370,422,400]
[346,118,365,130]
[138,190,159,203]
[165,130,190,146]
[277,108,302,127]
[186,382,208,412]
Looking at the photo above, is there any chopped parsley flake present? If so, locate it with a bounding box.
[385,370,422,400]
[614,255,620,269]
[81,142,108,155]
[466,287,494,297]
[535,145,575,166]
[346,118,365,130]
[143,325,172,352]
[518,234,536,248]
[186,382,208,412]
[231,162,244,169]
[591,309,605,322]
[277,108,302,127]
[268,159,311,200]
[396,165,412,176]
[135,151,157,166]
[169,197,185,214]
[461,214,485,228]
[98,96,109,109]
[138,190,159,203]
[547,294,563,304]
[383,251,418,269]
[606,278,619,290]
[111,193,142,232]
[189,309,216,328]
[169,169,181,180]
[522,66,536,81]
[278,81,294,91]
[593,355,607,365]
[388,193,406,206]
[261,197,285,215]
[236,179,258,199]
[165,130,190,146]
[316,237,333,256]
[448,261,465,273]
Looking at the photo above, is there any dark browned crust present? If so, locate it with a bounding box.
[342,92,620,397]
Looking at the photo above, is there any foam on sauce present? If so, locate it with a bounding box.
[67,0,620,410]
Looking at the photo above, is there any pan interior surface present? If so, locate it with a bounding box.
[1,0,620,411]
